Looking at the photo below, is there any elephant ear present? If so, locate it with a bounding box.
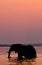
[13,44,19,52]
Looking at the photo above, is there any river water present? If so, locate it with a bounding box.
[0,46,42,65]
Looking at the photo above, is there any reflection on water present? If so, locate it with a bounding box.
[0,47,42,65]
[0,54,36,65]
[8,59,35,65]
[8,62,34,65]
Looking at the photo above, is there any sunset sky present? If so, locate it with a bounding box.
[0,0,42,44]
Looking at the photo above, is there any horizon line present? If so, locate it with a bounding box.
[0,43,42,47]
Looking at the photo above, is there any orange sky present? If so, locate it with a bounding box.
[0,0,42,44]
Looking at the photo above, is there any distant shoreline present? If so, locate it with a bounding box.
[0,44,11,47]
[0,44,42,47]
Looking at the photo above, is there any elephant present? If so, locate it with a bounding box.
[23,45,37,60]
[8,44,37,61]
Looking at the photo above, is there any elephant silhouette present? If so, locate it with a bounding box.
[8,44,37,61]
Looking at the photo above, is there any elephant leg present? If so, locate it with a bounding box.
[18,54,23,61]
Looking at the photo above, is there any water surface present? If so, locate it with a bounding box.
[0,46,42,65]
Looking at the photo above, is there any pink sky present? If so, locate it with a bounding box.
[0,0,42,44]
